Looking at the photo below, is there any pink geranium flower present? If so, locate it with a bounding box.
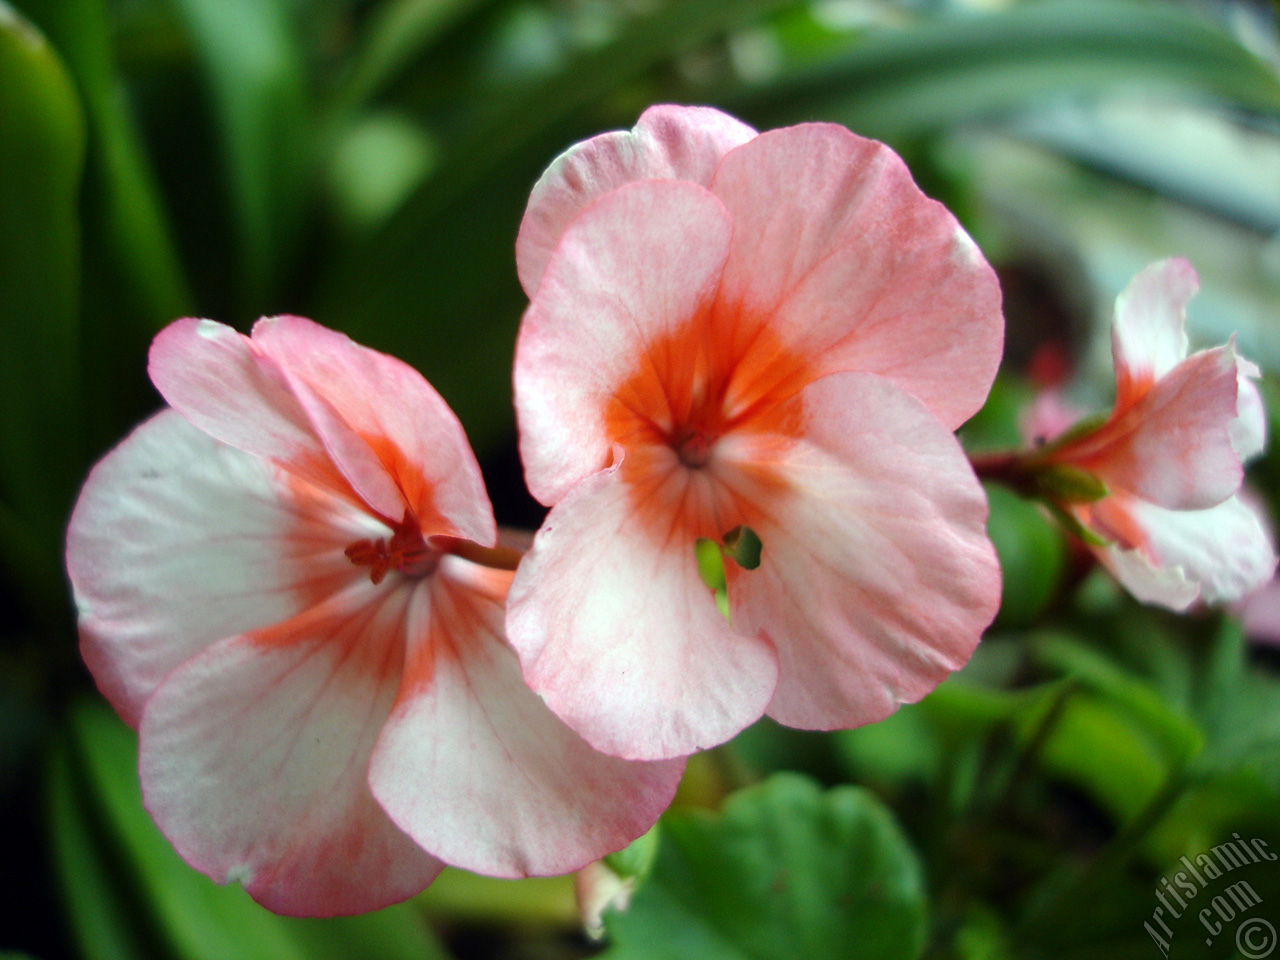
[1031,259,1276,610]
[506,105,1005,761]
[66,316,682,916]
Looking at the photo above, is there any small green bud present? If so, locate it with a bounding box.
[722,525,763,570]
[1036,464,1108,504]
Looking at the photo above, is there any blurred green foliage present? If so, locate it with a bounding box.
[3,0,1280,957]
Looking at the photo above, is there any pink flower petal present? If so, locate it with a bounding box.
[139,584,443,916]
[1239,577,1280,645]
[1114,495,1276,607]
[722,373,1000,730]
[505,466,779,761]
[252,316,495,544]
[1097,543,1200,612]
[1232,357,1267,462]
[708,123,1003,430]
[516,105,754,295]
[66,411,377,727]
[1111,258,1195,409]
[1022,389,1087,446]
[369,557,683,876]
[1066,344,1243,510]
[149,318,369,508]
[515,179,734,505]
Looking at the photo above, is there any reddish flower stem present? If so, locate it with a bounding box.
[438,537,526,571]
[967,450,1039,498]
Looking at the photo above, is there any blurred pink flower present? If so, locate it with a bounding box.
[66,316,681,916]
[506,105,1004,762]
[1033,259,1276,610]
[1240,576,1280,646]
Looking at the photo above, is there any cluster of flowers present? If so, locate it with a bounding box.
[65,106,1275,917]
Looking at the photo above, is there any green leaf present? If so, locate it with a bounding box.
[604,825,661,882]
[603,773,928,960]
[327,110,436,233]
[1194,620,1280,785]
[0,2,84,619]
[742,0,1280,142]
[18,0,192,454]
[1031,633,1204,769]
[47,735,157,960]
[49,699,451,960]
[170,0,309,307]
[1027,693,1170,823]
[19,0,191,329]
[837,676,1066,791]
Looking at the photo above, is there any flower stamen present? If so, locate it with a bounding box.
[345,513,440,584]
[674,429,716,469]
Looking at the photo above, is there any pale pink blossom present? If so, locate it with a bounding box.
[66,316,682,916]
[1239,576,1280,646]
[506,105,1004,762]
[1033,259,1276,610]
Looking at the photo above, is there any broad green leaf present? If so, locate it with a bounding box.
[51,699,451,960]
[170,0,309,307]
[0,2,84,621]
[742,0,1280,142]
[603,773,928,960]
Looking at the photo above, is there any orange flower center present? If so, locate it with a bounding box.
[345,512,441,584]
[603,310,813,545]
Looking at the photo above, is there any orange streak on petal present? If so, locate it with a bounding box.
[1078,495,1149,554]
[360,432,444,531]
[604,305,810,548]
[246,587,410,686]
[276,469,380,609]
[398,561,514,699]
